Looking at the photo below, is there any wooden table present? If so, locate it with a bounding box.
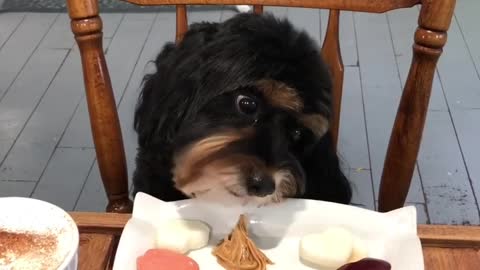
[71,212,480,270]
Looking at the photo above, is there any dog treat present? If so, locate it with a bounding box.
[299,227,354,269]
[212,215,273,270]
[136,248,199,270]
[155,219,210,254]
[337,258,391,270]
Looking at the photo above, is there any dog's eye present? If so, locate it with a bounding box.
[236,95,258,115]
[291,129,302,141]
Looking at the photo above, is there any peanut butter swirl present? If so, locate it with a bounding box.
[212,215,273,270]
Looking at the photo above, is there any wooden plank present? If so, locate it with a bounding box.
[287,8,321,44]
[39,13,122,50]
[338,67,370,170]
[418,111,479,225]
[436,14,480,110]
[0,49,67,163]
[98,14,125,55]
[0,13,121,182]
[408,202,429,225]
[116,12,176,188]
[0,180,35,197]
[78,234,116,270]
[100,14,125,39]
[0,13,95,164]
[320,9,327,45]
[423,247,480,270]
[39,14,74,50]
[31,148,95,211]
[220,5,237,21]
[419,224,480,248]
[71,212,130,235]
[321,10,358,67]
[320,10,358,67]
[0,144,8,167]
[348,169,375,210]
[0,13,57,99]
[0,13,25,49]
[0,38,116,182]
[74,164,107,212]
[374,200,429,223]
[454,0,480,78]
[354,12,425,203]
[338,11,358,67]
[59,13,156,148]
[387,7,448,111]
[265,6,288,18]
[451,110,480,219]
[188,8,223,24]
[0,11,106,171]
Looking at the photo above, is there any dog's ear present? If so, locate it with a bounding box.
[134,22,220,148]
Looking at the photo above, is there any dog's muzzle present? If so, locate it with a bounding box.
[246,174,276,197]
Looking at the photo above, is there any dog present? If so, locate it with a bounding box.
[132,13,352,206]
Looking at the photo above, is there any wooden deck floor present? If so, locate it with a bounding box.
[1,2,479,225]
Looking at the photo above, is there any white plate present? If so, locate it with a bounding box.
[113,192,424,270]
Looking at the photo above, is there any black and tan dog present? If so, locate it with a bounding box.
[132,13,352,206]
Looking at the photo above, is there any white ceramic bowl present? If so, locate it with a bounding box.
[0,197,79,270]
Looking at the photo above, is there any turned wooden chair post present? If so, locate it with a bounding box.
[176,5,188,43]
[66,0,133,213]
[378,0,456,212]
[254,5,264,14]
[321,10,344,147]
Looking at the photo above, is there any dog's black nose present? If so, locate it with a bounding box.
[246,175,276,197]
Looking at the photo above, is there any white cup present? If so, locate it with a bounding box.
[0,197,79,270]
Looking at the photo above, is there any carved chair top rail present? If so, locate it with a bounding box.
[121,0,420,13]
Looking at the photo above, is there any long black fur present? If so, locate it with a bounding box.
[132,13,352,204]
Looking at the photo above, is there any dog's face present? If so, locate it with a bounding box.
[133,13,342,205]
[171,80,329,205]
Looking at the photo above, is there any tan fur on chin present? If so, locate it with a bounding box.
[173,129,254,190]
[172,129,298,206]
[181,169,297,207]
[174,165,240,196]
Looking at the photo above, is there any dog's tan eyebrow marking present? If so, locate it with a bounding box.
[300,114,330,138]
[255,79,303,112]
[254,80,329,137]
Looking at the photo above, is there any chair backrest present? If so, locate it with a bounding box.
[66,0,457,213]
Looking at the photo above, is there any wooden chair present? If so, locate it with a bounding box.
[65,0,457,214]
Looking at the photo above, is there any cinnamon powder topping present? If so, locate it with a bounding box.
[212,215,273,270]
[0,229,59,270]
